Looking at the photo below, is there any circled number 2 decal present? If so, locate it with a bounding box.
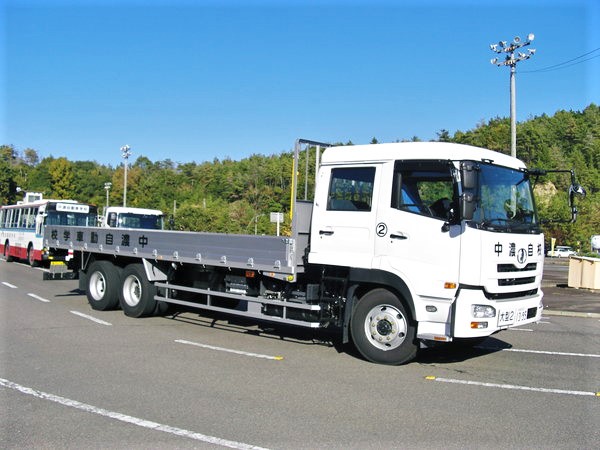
[376,222,388,237]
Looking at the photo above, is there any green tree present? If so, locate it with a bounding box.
[48,157,75,199]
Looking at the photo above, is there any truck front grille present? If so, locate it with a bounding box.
[497,263,537,273]
[498,276,536,286]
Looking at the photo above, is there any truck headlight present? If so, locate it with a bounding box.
[472,305,496,318]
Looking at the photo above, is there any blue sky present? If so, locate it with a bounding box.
[2,0,599,167]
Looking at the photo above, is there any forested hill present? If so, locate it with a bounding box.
[1,103,599,249]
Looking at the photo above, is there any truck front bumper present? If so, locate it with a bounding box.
[451,287,543,338]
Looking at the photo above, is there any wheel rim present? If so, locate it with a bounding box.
[89,272,106,301]
[363,304,408,351]
[122,275,142,307]
[28,247,34,265]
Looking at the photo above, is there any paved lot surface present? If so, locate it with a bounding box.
[542,258,600,318]
[1,258,599,449]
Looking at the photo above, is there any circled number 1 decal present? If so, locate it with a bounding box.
[376,222,388,237]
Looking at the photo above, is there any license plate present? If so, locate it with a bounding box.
[50,261,66,266]
[498,307,528,327]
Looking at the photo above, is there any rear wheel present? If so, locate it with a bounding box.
[4,241,14,262]
[119,264,157,318]
[350,288,417,365]
[86,261,121,310]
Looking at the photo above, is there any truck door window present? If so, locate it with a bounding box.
[327,167,375,211]
[391,161,455,219]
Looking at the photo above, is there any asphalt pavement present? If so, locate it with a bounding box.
[542,257,600,318]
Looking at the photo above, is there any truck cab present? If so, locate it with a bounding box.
[308,142,545,343]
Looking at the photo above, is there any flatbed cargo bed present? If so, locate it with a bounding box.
[44,225,299,275]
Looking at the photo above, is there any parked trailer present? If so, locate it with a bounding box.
[43,139,585,365]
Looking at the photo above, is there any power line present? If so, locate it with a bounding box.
[521,47,600,73]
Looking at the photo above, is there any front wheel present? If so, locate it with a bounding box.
[27,244,38,267]
[119,264,157,318]
[350,289,417,365]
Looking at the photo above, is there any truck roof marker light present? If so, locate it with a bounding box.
[444,282,457,289]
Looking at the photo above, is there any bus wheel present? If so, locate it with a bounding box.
[350,288,417,365]
[119,264,157,318]
[27,244,38,267]
[86,261,121,310]
[4,241,14,262]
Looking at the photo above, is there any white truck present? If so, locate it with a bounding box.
[101,206,165,230]
[43,139,585,365]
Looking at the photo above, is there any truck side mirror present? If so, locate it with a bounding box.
[568,183,586,223]
[569,183,586,204]
[460,162,478,221]
[460,192,476,221]
[461,162,478,190]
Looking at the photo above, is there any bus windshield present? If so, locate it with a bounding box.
[45,203,98,227]
[114,213,164,230]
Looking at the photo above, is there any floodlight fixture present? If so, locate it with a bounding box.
[487,33,536,158]
[120,145,132,207]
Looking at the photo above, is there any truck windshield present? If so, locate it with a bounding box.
[471,163,539,233]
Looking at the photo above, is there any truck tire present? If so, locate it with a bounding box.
[86,261,121,310]
[350,288,417,365]
[119,264,157,318]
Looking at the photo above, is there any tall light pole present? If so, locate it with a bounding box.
[121,145,132,207]
[104,182,112,208]
[490,34,536,158]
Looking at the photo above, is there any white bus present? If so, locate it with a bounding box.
[102,206,165,230]
[0,194,98,266]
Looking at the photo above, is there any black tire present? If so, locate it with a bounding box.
[4,241,14,262]
[350,288,417,365]
[86,261,121,310]
[119,264,157,318]
[27,244,38,267]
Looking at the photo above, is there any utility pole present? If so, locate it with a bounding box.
[490,34,536,158]
[104,182,112,208]
[121,145,132,207]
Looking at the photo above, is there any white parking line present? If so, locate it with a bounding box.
[27,293,50,303]
[70,311,112,326]
[2,282,18,289]
[479,346,600,358]
[0,377,269,450]
[426,376,599,398]
[175,339,283,361]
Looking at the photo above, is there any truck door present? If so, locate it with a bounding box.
[374,160,461,301]
[308,165,380,269]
